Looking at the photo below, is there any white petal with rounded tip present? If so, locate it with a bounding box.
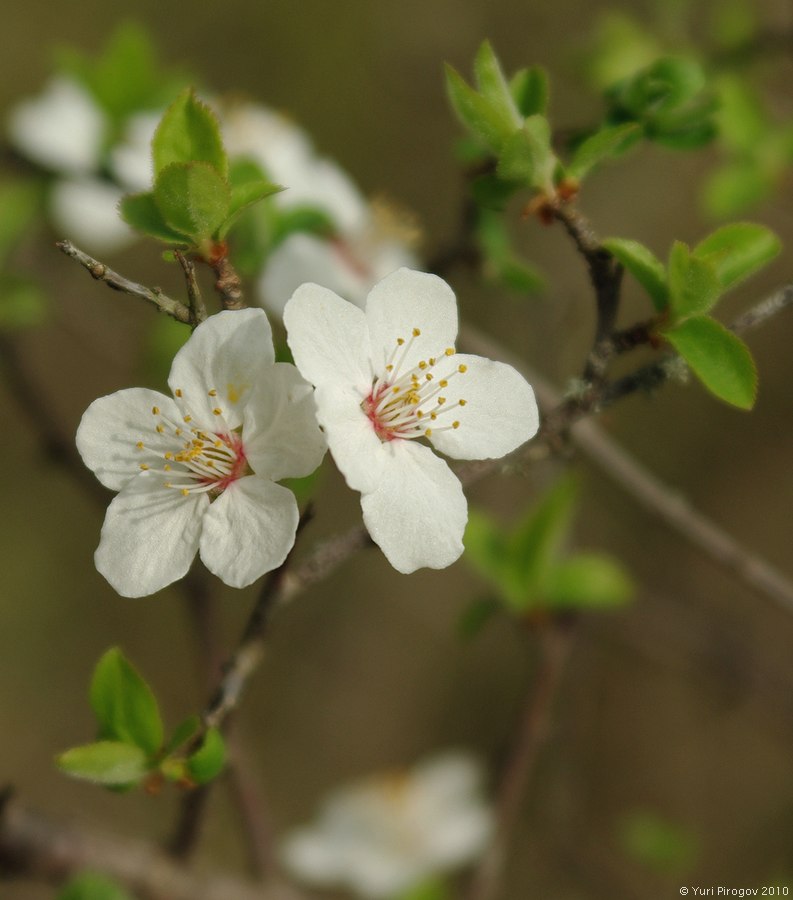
[314,385,386,494]
[360,441,467,573]
[243,362,327,481]
[428,354,539,460]
[51,178,135,256]
[284,284,372,393]
[76,388,179,491]
[95,473,206,597]
[111,111,159,190]
[168,308,274,432]
[365,268,458,375]
[199,477,298,588]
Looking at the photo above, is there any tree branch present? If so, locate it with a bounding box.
[175,250,208,326]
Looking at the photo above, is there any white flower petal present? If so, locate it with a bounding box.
[76,388,179,491]
[111,111,159,191]
[8,77,104,175]
[360,441,467,573]
[199,477,298,588]
[280,828,346,886]
[284,284,372,392]
[168,309,275,431]
[365,269,458,375]
[284,157,367,231]
[314,385,387,494]
[259,233,374,316]
[95,473,206,597]
[424,806,493,869]
[51,178,135,256]
[428,354,539,460]
[243,362,327,481]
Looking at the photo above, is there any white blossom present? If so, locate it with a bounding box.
[281,752,493,898]
[76,309,326,597]
[284,268,539,573]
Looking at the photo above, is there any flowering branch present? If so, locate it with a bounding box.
[175,250,208,326]
[56,240,193,324]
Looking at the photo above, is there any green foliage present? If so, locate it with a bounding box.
[585,13,662,90]
[57,741,150,787]
[602,237,668,311]
[692,222,780,290]
[58,871,134,900]
[663,316,757,409]
[186,728,227,785]
[464,476,633,623]
[221,158,283,239]
[154,162,231,243]
[152,89,228,179]
[90,648,163,756]
[565,123,642,181]
[667,241,721,320]
[476,210,544,294]
[497,117,557,193]
[120,193,192,245]
[618,810,699,875]
[509,66,549,117]
[396,879,451,900]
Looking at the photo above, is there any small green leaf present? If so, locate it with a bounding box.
[164,714,201,755]
[152,88,228,179]
[546,554,633,611]
[667,241,721,320]
[464,510,513,592]
[0,275,48,331]
[473,41,519,130]
[270,205,336,246]
[497,116,556,193]
[57,741,149,787]
[444,64,515,152]
[187,728,226,784]
[90,648,163,756]
[602,237,668,311]
[702,162,773,218]
[218,160,283,239]
[664,315,757,409]
[120,192,193,245]
[58,871,134,900]
[509,66,549,117]
[566,123,642,181]
[154,161,231,242]
[470,173,521,210]
[693,223,780,290]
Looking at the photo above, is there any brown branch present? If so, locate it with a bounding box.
[209,253,246,311]
[466,623,575,900]
[0,792,303,900]
[56,240,192,324]
[175,250,208,326]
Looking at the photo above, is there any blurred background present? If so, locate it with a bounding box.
[2,0,793,897]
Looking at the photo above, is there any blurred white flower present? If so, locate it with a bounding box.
[284,268,539,573]
[76,309,326,597]
[281,752,493,898]
[110,111,160,191]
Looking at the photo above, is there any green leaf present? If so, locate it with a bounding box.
[187,728,226,784]
[444,64,515,152]
[473,41,519,129]
[510,66,549,117]
[90,648,164,756]
[154,162,231,242]
[470,173,521,210]
[693,223,780,290]
[546,554,633,611]
[152,88,228,179]
[464,510,513,592]
[602,237,668,311]
[164,715,201,756]
[219,159,283,239]
[0,275,48,331]
[702,162,773,219]
[566,123,642,181]
[664,315,757,409]
[477,209,544,294]
[120,192,193,244]
[497,116,556,193]
[58,872,134,900]
[270,205,336,246]
[714,75,768,153]
[57,741,149,787]
[667,241,721,320]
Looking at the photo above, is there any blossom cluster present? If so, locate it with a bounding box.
[77,269,538,595]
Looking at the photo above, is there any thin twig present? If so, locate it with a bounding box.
[466,623,576,900]
[175,250,208,326]
[209,253,246,311]
[56,240,192,324]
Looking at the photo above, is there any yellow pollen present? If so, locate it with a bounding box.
[425,428,433,437]
[392,386,400,394]
[425,373,433,381]
[445,347,454,356]
[213,408,222,416]
[397,337,405,346]
[459,399,467,406]
[418,361,427,370]
[386,364,393,372]
[208,389,217,397]
[156,424,164,434]
[453,420,460,428]
[408,391,420,404]
[429,357,436,366]
[181,488,189,497]
[164,452,174,460]
[214,440,223,448]
[438,397,446,404]
[175,428,183,436]
[206,460,215,468]
[183,415,192,423]
[164,481,172,488]
[135,441,144,450]
[164,464,172,471]
[151,406,160,415]
[412,327,421,337]
[174,389,182,398]
[416,410,424,419]
[439,379,448,387]
[140,463,149,471]
[430,412,437,420]
[458,364,468,373]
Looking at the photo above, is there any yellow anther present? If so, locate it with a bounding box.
[164,452,174,460]
[459,399,467,406]
[156,424,164,434]
[438,397,446,405]
[151,406,160,415]
[393,386,400,394]
[164,481,172,488]
[429,357,436,366]
[445,347,454,356]
[164,464,172,472]
[386,364,393,372]
[212,408,222,416]
[140,463,149,471]
[425,373,433,381]
[397,337,405,346]
[412,327,421,337]
[174,389,182,398]
[175,428,183,437]
[425,428,433,437]
[430,412,437,420]
[458,364,468,373]
[206,460,215,468]
[439,379,448,387]
[181,488,189,497]
[418,361,427,370]
[135,441,144,450]
[208,389,217,397]
[214,440,223,448]
[452,421,460,429]
[183,415,192,423]
[416,410,424,419]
